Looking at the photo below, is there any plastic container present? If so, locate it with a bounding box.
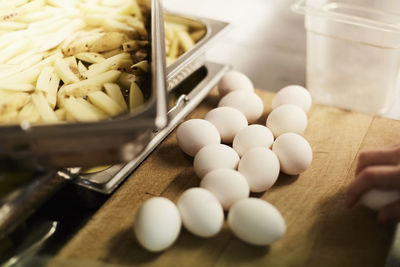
[292,0,400,115]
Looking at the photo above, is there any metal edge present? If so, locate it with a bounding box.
[165,13,230,89]
[74,61,231,194]
[152,0,168,129]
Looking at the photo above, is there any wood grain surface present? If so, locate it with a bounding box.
[56,89,397,267]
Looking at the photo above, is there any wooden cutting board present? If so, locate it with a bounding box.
[56,88,398,267]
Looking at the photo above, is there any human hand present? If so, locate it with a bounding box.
[345,143,400,223]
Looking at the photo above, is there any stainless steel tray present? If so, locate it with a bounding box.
[0,0,168,170]
[72,14,230,194]
[0,13,230,236]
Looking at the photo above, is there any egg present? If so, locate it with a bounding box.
[232,124,274,157]
[200,169,250,210]
[194,143,240,178]
[176,119,221,157]
[205,107,248,143]
[266,104,308,138]
[238,147,280,192]
[218,91,264,123]
[133,197,181,252]
[177,187,224,238]
[217,70,254,97]
[228,198,286,246]
[361,189,400,211]
[272,132,312,175]
[272,85,312,113]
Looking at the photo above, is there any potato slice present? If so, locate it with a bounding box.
[129,81,144,112]
[19,101,40,123]
[36,66,54,93]
[0,92,30,115]
[75,52,105,64]
[63,70,121,96]
[54,57,80,84]
[1,67,40,84]
[83,53,129,78]
[117,72,135,91]
[88,32,129,53]
[0,83,35,92]
[176,30,195,52]
[54,108,66,121]
[31,91,58,122]
[87,91,124,116]
[104,83,128,111]
[46,72,60,109]
[77,60,87,75]
[64,96,102,122]
[76,97,107,119]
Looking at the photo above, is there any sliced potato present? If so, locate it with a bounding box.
[36,66,54,93]
[176,30,195,52]
[54,108,66,121]
[129,81,144,112]
[87,91,124,116]
[76,97,107,119]
[64,96,102,122]
[83,53,129,78]
[46,72,60,109]
[63,69,121,95]
[77,60,88,75]
[104,83,128,111]
[75,52,105,64]
[0,92,30,115]
[54,57,80,84]
[0,83,35,92]
[31,91,58,122]
[88,32,129,53]
[1,67,40,84]
[18,101,40,123]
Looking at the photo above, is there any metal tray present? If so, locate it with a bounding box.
[0,0,168,170]
[0,12,230,236]
[72,14,230,194]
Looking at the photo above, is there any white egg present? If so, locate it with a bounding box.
[272,85,312,113]
[205,107,248,143]
[134,197,181,252]
[266,104,308,138]
[272,132,312,175]
[177,187,224,238]
[233,124,274,157]
[200,169,250,210]
[361,189,400,211]
[217,70,254,97]
[194,143,240,178]
[218,91,264,123]
[176,119,221,157]
[228,198,286,246]
[238,147,280,192]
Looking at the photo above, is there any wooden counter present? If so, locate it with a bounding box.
[56,88,397,266]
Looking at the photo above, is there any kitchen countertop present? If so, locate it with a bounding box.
[51,88,396,267]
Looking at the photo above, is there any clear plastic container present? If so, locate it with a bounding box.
[292,0,400,115]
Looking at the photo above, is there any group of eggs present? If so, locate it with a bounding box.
[133,70,313,252]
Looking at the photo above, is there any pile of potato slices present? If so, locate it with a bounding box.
[0,0,151,125]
